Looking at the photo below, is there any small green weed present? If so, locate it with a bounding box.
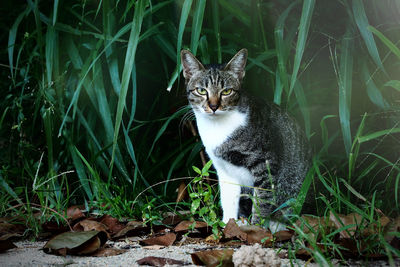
[190,160,225,237]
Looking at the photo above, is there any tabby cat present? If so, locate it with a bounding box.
[181,48,311,226]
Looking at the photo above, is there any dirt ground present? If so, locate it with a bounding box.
[0,240,398,267]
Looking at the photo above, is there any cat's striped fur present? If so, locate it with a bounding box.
[181,48,311,224]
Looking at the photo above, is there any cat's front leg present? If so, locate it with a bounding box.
[217,171,241,223]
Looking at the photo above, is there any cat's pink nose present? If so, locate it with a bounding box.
[209,104,219,112]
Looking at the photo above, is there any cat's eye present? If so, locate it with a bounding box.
[221,88,233,96]
[196,87,208,95]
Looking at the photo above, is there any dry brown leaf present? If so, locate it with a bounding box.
[223,219,247,241]
[90,247,127,257]
[162,211,190,225]
[191,249,234,267]
[273,230,294,242]
[42,221,69,235]
[174,220,208,232]
[0,222,23,235]
[140,233,176,247]
[329,212,364,238]
[99,215,125,236]
[384,216,400,249]
[239,225,273,246]
[137,256,188,266]
[77,236,101,255]
[0,239,17,253]
[73,219,109,238]
[66,206,85,221]
[112,221,149,240]
[176,182,188,202]
[296,215,333,242]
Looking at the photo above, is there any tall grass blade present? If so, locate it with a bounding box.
[293,81,310,138]
[147,107,189,160]
[361,62,389,109]
[338,27,354,155]
[384,80,400,92]
[111,0,145,170]
[190,0,206,55]
[274,1,297,103]
[0,173,23,205]
[42,108,54,174]
[352,0,385,72]
[211,0,221,64]
[167,0,193,92]
[69,145,93,199]
[8,6,32,82]
[58,19,133,136]
[368,26,400,60]
[288,0,315,99]
[358,128,400,143]
[218,0,250,27]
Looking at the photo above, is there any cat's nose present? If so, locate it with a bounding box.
[209,103,219,112]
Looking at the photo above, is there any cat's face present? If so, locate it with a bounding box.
[181,49,247,115]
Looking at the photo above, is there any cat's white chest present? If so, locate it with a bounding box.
[194,109,248,152]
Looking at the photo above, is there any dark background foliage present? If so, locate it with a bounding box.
[1,0,400,221]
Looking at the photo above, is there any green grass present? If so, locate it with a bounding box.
[0,0,399,262]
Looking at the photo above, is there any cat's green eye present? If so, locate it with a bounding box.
[196,87,207,95]
[221,88,233,95]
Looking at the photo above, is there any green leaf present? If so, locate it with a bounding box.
[191,199,201,213]
[192,166,202,175]
[202,160,213,174]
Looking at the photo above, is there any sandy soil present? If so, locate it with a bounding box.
[0,240,397,267]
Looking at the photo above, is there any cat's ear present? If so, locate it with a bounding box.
[224,48,247,80]
[181,50,205,80]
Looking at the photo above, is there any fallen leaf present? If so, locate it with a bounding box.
[137,256,188,266]
[174,220,208,232]
[384,216,400,246]
[0,222,23,235]
[43,230,107,255]
[273,230,293,242]
[329,212,363,238]
[78,235,101,255]
[239,225,273,246]
[0,239,16,253]
[67,206,85,221]
[295,215,332,242]
[191,249,234,267]
[42,221,69,235]
[112,221,149,240]
[90,247,127,257]
[140,233,176,247]
[99,215,125,236]
[223,219,247,241]
[73,219,109,238]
